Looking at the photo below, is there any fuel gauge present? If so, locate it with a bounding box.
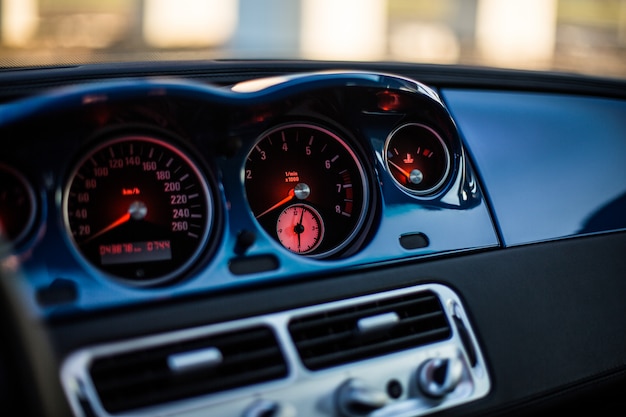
[384,123,451,196]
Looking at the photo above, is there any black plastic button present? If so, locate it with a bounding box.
[399,233,429,250]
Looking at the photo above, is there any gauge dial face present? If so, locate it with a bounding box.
[244,124,369,257]
[276,204,324,254]
[0,163,36,247]
[384,123,451,196]
[63,135,214,284]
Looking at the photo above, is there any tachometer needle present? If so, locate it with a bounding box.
[256,189,295,219]
[387,159,412,180]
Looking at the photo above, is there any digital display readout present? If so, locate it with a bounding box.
[99,240,172,265]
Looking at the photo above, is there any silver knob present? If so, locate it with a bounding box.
[336,378,388,416]
[417,357,463,398]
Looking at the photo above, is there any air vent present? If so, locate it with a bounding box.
[288,290,452,370]
[89,326,288,414]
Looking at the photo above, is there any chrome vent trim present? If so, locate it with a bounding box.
[88,326,287,413]
[288,290,452,370]
[61,284,491,417]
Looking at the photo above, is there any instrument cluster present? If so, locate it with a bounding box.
[0,72,498,313]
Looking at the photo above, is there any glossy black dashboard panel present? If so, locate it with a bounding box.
[1,62,626,417]
[443,89,626,246]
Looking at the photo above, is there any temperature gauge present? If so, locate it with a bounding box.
[384,123,451,196]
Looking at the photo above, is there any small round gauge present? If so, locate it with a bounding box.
[63,135,215,285]
[384,123,451,196]
[0,163,37,247]
[244,123,369,257]
[276,203,324,254]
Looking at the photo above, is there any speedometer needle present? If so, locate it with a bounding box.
[83,212,131,243]
[256,189,295,219]
[82,201,148,243]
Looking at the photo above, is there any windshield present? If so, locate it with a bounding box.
[0,0,624,79]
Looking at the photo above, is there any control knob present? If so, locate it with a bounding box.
[336,378,388,416]
[417,357,463,398]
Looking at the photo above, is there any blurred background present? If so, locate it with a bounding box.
[0,0,624,79]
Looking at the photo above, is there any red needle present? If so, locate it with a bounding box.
[387,159,412,180]
[256,189,295,219]
[83,212,131,243]
[296,206,305,250]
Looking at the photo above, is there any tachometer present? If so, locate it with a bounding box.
[244,123,370,257]
[63,134,214,285]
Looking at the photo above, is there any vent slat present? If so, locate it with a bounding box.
[89,326,288,413]
[92,345,285,392]
[292,310,446,350]
[288,295,438,334]
[302,327,451,369]
[289,290,452,370]
[98,364,287,413]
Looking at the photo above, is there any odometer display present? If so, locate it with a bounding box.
[63,135,214,284]
[244,124,370,257]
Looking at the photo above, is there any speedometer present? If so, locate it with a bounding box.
[244,123,371,258]
[63,134,215,285]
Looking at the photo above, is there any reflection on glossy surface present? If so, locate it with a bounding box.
[443,89,626,245]
[580,192,626,234]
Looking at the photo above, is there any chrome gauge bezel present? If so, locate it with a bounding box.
[243,123,371,259]
[62,134,216,286]
[383,123,452,197]
[0,162,38,250]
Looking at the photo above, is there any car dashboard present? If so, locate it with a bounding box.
[0,61,625,417]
